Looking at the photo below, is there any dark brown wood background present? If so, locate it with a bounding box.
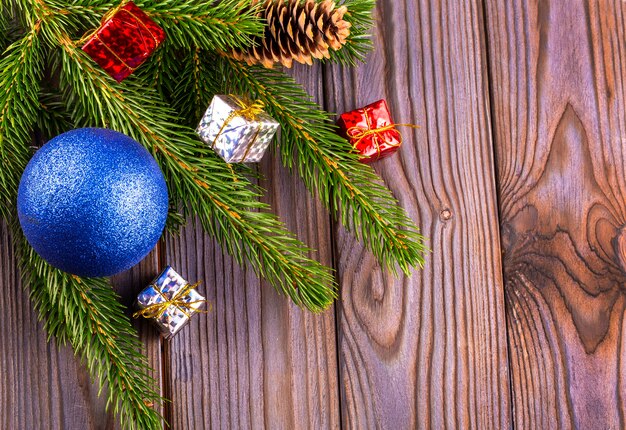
[1,0,625,428]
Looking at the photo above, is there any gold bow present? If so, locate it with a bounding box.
[346,106,420,158]
[133,282,207,320]
[211,95,266,162]
[231,95,266,121]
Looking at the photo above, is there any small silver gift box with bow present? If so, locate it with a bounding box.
[196,94,280,163]
[135,266,206,338]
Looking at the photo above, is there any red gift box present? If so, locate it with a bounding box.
[337,99,403,163]
[82,2,165,83]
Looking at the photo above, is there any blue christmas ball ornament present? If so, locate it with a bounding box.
[17,128,169,277]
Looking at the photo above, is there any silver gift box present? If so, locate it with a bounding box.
[136,266,205,338]
[196,94,280,163]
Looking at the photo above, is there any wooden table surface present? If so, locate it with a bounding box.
[2,0,626,428]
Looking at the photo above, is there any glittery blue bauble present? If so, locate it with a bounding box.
[17,128,168,277]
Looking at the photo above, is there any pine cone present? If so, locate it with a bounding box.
[231,0,351,68]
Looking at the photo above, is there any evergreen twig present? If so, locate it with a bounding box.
[0,5,8,51]
[328,0,376,64]
[56,40,337,311]
[22,243,163,430]
[222,59,427,274]
[0,27,43,220]
[44,0,264,51]
[0,19,163,430]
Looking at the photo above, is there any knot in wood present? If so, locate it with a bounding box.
[612,226,626,273]
[440,208,453,221]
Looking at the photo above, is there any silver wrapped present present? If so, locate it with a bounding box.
[196,94,280,163]
[135,266,206,338]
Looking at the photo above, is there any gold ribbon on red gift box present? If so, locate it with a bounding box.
[347,105,421,158]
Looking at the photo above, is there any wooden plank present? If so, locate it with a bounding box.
[324,1,511,428]
[484,0,626,428]
[164,63,340,429]
[0,221,163,429]
[110,247,164,428]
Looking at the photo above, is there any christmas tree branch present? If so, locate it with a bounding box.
[36,89,74,140]
[0,5,8,50]
[0,20,163,430]
[223,59,427,274]
[56,40,337,311]
[44,0,263,51]
[0,27,43,221]
[165,46,219,124]
[146,0,263,51]
[162,47,427,273]
[328,0,376,64]
[22,242,163,430]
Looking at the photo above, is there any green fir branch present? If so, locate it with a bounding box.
[43,0,263,51]
[0,21,164,430]
[145,0,263,51]
[223,58,427,274]
[56,41,337,311]
[0,28,43,221]
[164,46,219,125]
[37,89,74,140]
[330,0,376,64]
[0,5,8,51]
[22,243,163,430]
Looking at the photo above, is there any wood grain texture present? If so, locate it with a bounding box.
[0,222,163,430]
[484,0,626,428]
[15,0,626,428]
[110,247,164,427]
[324,0,511,428]
[163,63,340,429]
